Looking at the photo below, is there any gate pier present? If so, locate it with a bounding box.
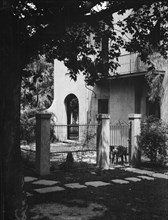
[128,114,142,167]
[36,113,51,175]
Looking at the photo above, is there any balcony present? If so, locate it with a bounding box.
[109,52,165,78]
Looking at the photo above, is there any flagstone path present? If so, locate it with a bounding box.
[25,167,168,220]
[24,167,168,196]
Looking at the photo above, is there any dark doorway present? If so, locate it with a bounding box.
[65,94,79,140]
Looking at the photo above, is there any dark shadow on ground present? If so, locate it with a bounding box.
[23,161,168,220]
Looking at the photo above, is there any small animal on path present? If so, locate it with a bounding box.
[66,152,74,168]
[59,152,74,171]
[109,145,127,164]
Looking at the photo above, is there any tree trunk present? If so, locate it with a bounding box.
[0,16,28,220]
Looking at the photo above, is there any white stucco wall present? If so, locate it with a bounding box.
[48,60,111,126]
[48,54,150,127]
[109,78,135,123]
[48,60,92,125]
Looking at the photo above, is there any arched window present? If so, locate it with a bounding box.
[64,94,79,139]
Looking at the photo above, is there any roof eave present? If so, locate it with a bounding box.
[107,70,165,79]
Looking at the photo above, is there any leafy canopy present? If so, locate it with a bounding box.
[1,0,168,85]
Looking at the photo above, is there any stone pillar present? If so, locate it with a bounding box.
[128,114,142,167]
[36,113,51,175]
[96,114,110,170]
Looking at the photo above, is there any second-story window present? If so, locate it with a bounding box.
[98,99,109,114]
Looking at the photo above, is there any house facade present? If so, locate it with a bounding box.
[48,52,168,142]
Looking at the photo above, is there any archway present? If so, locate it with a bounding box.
[64,94,79,140]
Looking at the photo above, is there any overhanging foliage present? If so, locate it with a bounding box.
[1,0,168,85]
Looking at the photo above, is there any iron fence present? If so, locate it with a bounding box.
[55,121,130,148]
[21,121,130,167]
[54,124,98,149]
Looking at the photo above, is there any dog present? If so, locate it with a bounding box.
[110,145,127,164]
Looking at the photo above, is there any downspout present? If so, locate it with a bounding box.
[85,83,96,98]
[85,83,97,124]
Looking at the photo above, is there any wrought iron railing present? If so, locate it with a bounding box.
[54,124,98,149]
[21,121,130,166]
[55,121,129,148]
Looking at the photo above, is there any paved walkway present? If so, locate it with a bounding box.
[25,167,168,220]
[25,167,168,195]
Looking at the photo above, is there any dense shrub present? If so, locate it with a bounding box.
[20,107,56,144]
[138,116,168,164]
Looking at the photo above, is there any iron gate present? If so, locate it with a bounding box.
[110,120,131,150]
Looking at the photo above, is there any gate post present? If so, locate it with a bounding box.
[36,113,51,175]
[96,114,110,170]
[128,114,142,167]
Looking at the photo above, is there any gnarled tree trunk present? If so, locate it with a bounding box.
[0,16,28,220]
